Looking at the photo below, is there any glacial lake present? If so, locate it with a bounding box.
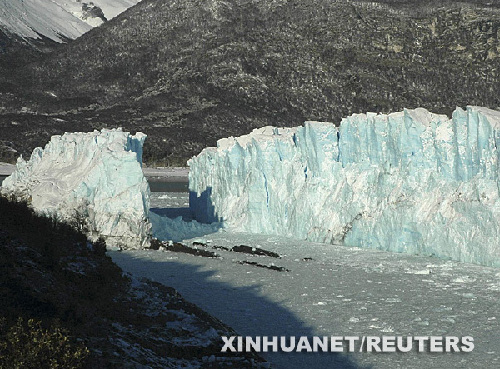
[0,175,188,193]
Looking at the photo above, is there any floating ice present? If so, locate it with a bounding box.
[149,212,222,243]
[189,106,500,267]
[1,128,151,249]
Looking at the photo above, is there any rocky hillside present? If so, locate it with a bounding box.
[0,196,267,368]
[1,0,499,164]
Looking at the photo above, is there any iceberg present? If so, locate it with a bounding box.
[1,128,151,249]
[189,106,500,267]
[149,212,222,243]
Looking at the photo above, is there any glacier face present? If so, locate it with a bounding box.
[1,128,151,249]
[189,106,500,267]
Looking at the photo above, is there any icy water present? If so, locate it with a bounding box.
[148,180,188,192]
[111,192,500,369]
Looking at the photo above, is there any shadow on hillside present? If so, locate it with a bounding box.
[111,252,370,369]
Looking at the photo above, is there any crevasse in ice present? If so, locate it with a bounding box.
[1,128,151,249]
[189,106,500,267]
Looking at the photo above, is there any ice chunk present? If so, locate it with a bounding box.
[1,128,151,249]
[189,107,500,267]
[149,212,222,243]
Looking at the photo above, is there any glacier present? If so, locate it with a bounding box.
[1,128,151,249]
[189,106,500,267]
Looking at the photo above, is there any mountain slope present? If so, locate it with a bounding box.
[0,0,140,42]
[1,0,500,164]
[0,196,268,367]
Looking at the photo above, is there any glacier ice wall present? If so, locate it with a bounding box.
[1,128,151,249]
[189,106,500,267]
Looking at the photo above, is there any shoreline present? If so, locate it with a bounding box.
[0,163,15,176]
[143,166,189,182]
[0,163,189,182]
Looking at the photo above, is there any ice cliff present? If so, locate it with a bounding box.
[189,106,500,267]
[1,128,151,249]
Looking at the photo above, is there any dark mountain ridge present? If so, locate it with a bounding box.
[1,0,499,164]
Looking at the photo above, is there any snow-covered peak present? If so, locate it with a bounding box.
[0,0,140,42]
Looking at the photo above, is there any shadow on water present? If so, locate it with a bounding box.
[141,183,367,366]
[111,252,371,369]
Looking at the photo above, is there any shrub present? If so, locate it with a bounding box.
[0,317,89,369]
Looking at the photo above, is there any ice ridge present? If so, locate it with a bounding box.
[1,128,151,249]
[189,106,500,267]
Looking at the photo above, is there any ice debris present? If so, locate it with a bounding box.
[1,128,151,249]
[189,106,500,267]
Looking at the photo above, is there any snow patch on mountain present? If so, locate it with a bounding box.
[1,128,151,249]
[189,106,500,267]
[0,0,140,42]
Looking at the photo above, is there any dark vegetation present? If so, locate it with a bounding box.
[0,196,267,367]
[0,0,499,165]
[0,317,89,369]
